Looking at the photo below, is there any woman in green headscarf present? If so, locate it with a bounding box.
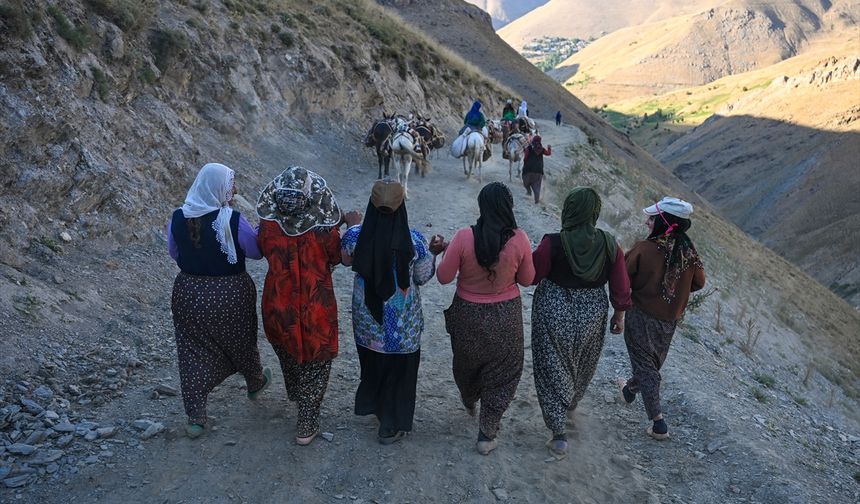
[530,187,632,457]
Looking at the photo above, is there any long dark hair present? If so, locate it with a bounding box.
[186,218,201,248]
[472,182,517,279]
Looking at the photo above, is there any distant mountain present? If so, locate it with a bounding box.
[498,0,726,50]
[660,52,860,307]
[464,0,547,28]
[553,0,858,104]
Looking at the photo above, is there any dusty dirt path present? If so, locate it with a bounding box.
[20,119,830,504]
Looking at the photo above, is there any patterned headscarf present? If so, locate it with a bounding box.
[256,167,341,236]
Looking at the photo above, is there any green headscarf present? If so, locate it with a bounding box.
[559,187,617,282]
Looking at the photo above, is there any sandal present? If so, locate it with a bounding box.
[185,423,205,439]
[615,378,635,405]
[296,430,319,446]
[546,438,568,458]
[646,419,669,441]
[378,430,408,445]
[247,367,272,400]
[476,439,497,455]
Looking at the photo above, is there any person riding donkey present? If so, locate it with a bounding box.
[457,100,491,161]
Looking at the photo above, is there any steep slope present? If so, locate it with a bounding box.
[463,0,547,28]
[375,0,692,195]
[0,0,513,371]
[376,0,859,382]
[601,34,860,306]
[0,0,858,501]
[498,0,727,50]
[555,0,858,104]
[659,55,860,306]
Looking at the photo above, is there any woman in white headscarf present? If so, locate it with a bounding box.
[517,100,528,119]
[167,163,272,439]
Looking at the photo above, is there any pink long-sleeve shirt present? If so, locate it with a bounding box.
[436,227,535,304]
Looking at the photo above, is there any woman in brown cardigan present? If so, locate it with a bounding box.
[619,197,706,440]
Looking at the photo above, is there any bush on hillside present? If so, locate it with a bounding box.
[84,0,153,32]
[48,5,92,50]
[149,28,189,72]
[0,0,33,39]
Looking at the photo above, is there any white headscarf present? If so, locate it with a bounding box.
[518,100,528,117]
[180,163,238,264]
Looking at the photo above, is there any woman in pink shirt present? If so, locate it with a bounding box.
[435,182,535,455]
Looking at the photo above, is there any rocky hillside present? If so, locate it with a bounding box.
[463,0,546,28]
[0,0,858,500]
[0,0,511,276]
[553,0,858,104]
[498,0,727,50]
[0,0,514,371]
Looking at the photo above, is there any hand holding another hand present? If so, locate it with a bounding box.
[428,234,448,256]
[610,311,625,334]
[343,210,363,228]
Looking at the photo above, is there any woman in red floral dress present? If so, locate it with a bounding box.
[257,166,361,445]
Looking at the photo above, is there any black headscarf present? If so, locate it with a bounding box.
[471,182,517,273]
[352,199,415,325]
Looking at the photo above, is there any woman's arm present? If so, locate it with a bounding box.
[325,228,342,267]
[608,245,632,311]
[531,235,552,285]
[436,230,463,285]
[238,214,262,260]
[340,225,361,267]
[515,231,536,287]
[167,220,178,261]
[411,231,435,286]
[691,265,706,292]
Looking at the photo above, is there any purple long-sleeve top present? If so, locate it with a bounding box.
[167,213,262,261]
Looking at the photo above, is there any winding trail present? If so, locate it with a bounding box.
[23,120,812,504]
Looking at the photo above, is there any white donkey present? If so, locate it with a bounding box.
[462,130,485,183]
[504,133,528,181]
[390,123,430,199]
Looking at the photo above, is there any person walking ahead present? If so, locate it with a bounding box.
[341,179,437,445]
[256,166,360,445]
[522,135,552,204]
[618,197,706,440]
[437,182,535,455]
[530,188,631,458]
[167,162,271,439]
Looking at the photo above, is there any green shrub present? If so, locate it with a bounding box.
[48,5,92,50]
[91,66,109,100]
[0,1,32,39]
[139,65,157,84]
[751,387,768,403]
[278,31,294,47]
[753,373,776,389]
[149,28,189,72]
[84,0,152,32]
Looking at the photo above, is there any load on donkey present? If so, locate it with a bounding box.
[364,112,435,199]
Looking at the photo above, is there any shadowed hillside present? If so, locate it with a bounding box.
[598,36,860,306]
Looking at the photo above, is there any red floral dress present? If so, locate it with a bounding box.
[258,221,341,363]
